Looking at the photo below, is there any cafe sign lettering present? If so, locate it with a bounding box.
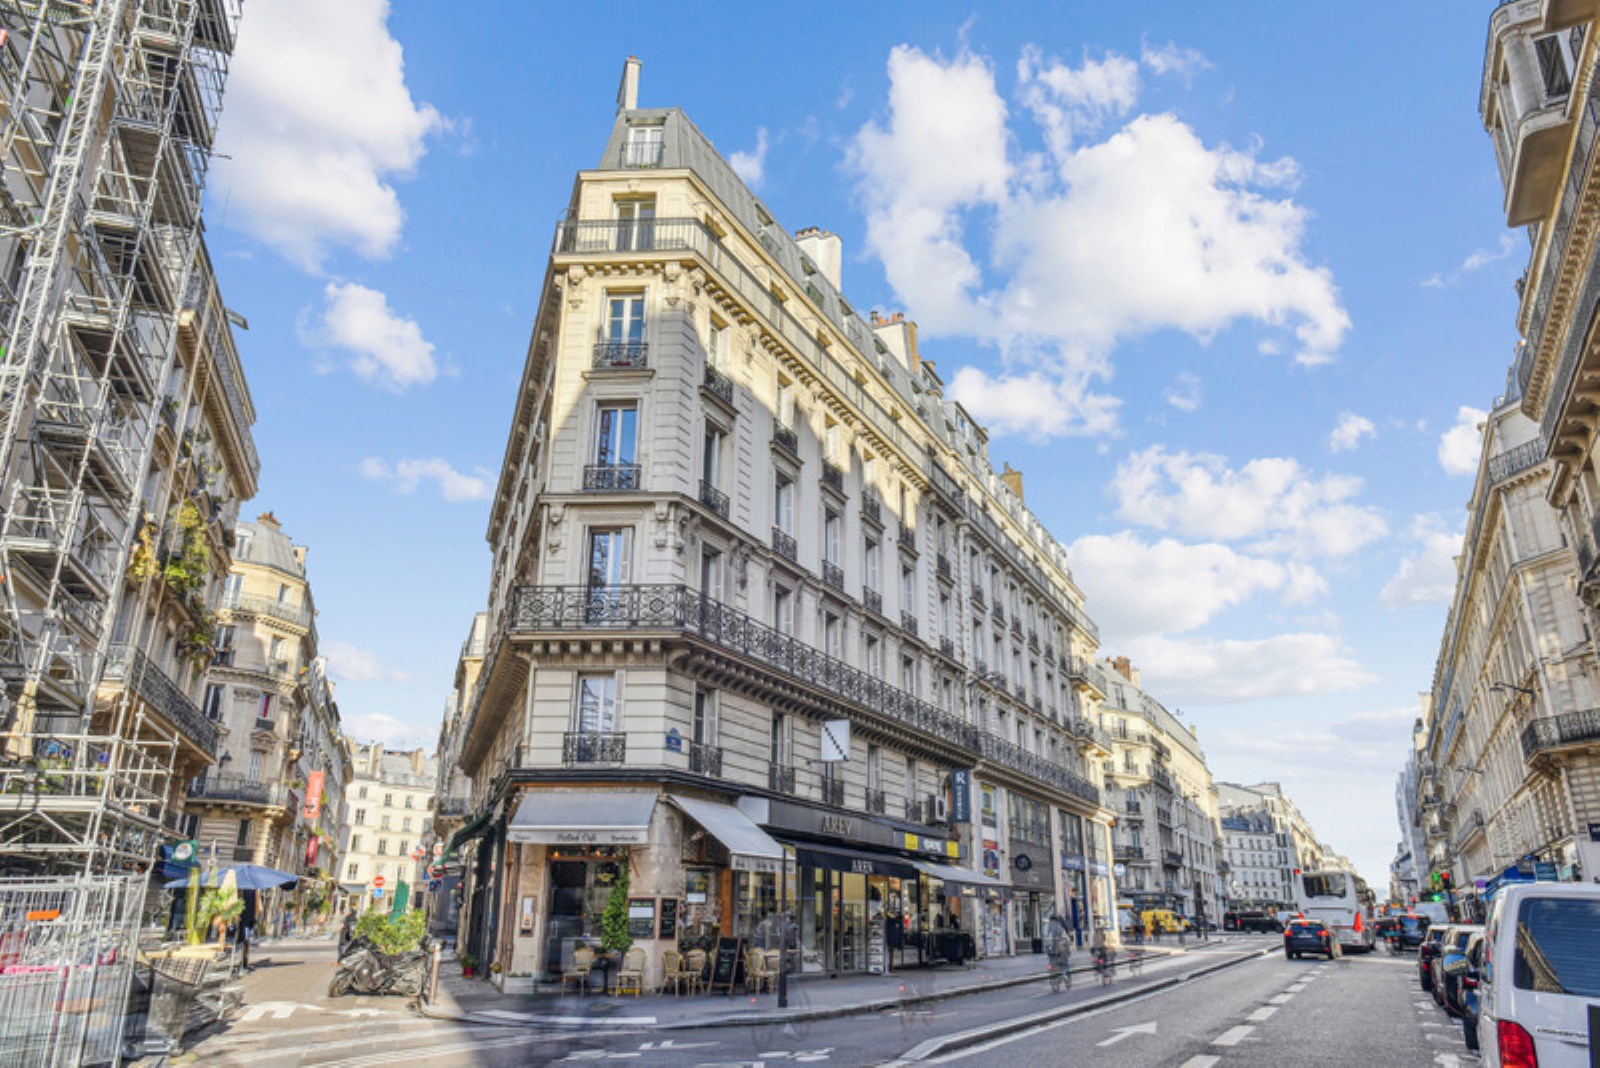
[509,828,650,845]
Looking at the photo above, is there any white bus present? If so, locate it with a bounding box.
[1293,869,1374,953]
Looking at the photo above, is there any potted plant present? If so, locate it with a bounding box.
[600,866,632,956]
[459,952,478,978]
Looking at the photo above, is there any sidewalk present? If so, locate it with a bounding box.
[421,935,1249,1031]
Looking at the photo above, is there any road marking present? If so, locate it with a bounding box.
[318,1033,562,1067]
[1179,1059,1221,1068]
[1212,1025,1255,1047]
[1267,994,1294,1004]
[477,1008,658,1026]
[1286,983,1309,993]
[238,1001,304,1021]
[198,1018,443,1051]
[1096,1021,1157,1047]
[1247,1006,1278,1022]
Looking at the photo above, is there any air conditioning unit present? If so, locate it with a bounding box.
[931,794,949,822]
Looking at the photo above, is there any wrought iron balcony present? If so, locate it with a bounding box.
[554,215,699,254]
[821,778,845,806]
[897,522,916,552]
[703,364,734,404]
[822,561,844,591]
[905,798,925,822]
[699,479,730,519]
[1027,629,1040,652]
[992,603,1005,625]
[1043,642,1055,661]
[1150,766,1175,792]
[188,774,287,808]
[563,731,626,766]
[769,764,797,795]
[252,716,275,735]
[689,741,723,777]
[1156,807,1173,825]
[773,425,799,456]
[975,732,1100,804]
[1015,686,1028,706]
[436,796,472,820]
[861,493,882,524]
[901,612,919,637]
[619,140,665,168]
[821,461,845,492]
[220,591,312,629]
[970,584,985,608]
[103,644,218,758]
[771,527,798,562]
[1164,850,1184,867]
[1115,844,1145,862]
[593,340,649,369]
[866,788,887,815]
[584,463,642,492]
[940,636,955,658]
[1522,708,1600,761]
[864,588,883,614]
[1125,801,1143,814]
[936,553,953,581]
[1011,617,1024,639]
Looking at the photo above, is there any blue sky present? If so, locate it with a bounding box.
[205,2,1514,889]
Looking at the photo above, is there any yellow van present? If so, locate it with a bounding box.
[1140,909,1184,934]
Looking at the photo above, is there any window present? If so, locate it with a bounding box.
[623,123,664,166]
[347,862,360,880]
[399,840,410,857]
[774,475,795,534]
[939,594,952,639]
[214,625,235,666]
[906,757,920,798]
[277,583,291,604]
[576,674,618,733]
[358,786,368,800]
[222,573,242,603]
[1536,34,1574,99]
[595,403,638,468]
[773,587,795,635]
[770,712,789,765]
[693,689,717,745]
[605,293,645,345]
[900,654,917,694]
[823,510,841,566]
[381,814,392,830]
[824,420,842,465]
[707,318,727,370]
[587,529,632,589]
[258,692,274,720]
[700,548,722,600]
[384,794,393,807]
[202,684,223,721]
[614,196,656,250]
[864,538,880,592]
[405,795,414,809]
[823,612,842,659]
[865,633,882,676]
[351,835,363,852]
[354,809,365,825]
[867,745,882,792]
[378,839,388,855]
[900,565,916,616]
[234,531,252,558]
[776,377,796,429]
[247,751,262,780]
[402,816,413,832]
[702,423,724,489]
[268,636,284,667]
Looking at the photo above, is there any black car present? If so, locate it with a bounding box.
[1394,912,1430,950]
[1450,931,1485,1051]
[1284,919,1335,960]
[1433,924,1483,1013]
[1417,926,1448,992]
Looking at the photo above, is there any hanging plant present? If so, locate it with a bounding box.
[177,604,218,665]
[128,513,159,582]
[161,500,211,596]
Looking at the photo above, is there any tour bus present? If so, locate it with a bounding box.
[1293,869,1375,953]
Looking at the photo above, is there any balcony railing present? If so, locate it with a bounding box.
[936,553,952,581]
[103,645,219,758]
[769,764,797,795]
[861,493,881,524]
[940,636,955,659]
[188,774,286,807]
[992,603,1005,625]
[699,480,730,519]
[821,778,845,807]
[689,741,723,777]
[974,732,1100,805]
[620,139,665,168]
[1164,850,1184,867]
[773,425,799,456]
[436,796,472,820]
[1488,438,1546,483]
[771,527,798,562]
[901,612,919,637]
[219,591,312,629]
[1115,844,1145,861]
[1011,618,1024,639]
[703,364,734,404]
[897,522,916,552]
[252,717,275,735]
[1125,801,1143,814]
[821,461,845,492]
[905,798,925,822]
[865,788,887,815]
[970,584,985,608]
[563,731,626,765]
[864,588,883,614]
[1156,807,1173,825]
[584,463,642,492]
[593,340,648,369]
[822,561,844,591]
[1522,708,1600,760]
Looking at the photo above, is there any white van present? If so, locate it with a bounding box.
[1476,882,1600,1067]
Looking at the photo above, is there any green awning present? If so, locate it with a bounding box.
[446,806,495,859]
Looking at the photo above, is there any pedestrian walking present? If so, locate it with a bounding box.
[339,908,358,956]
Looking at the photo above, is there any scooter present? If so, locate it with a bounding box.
[328,936,431,998]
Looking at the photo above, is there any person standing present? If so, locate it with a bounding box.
[339,908,358,956]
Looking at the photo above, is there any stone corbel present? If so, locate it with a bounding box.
[653,501,671,549]
[564,266,587,311]
[545,502,566,556]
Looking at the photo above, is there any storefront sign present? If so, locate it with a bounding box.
[1089,861,1110,877]
[1011,843,1053,890]
[1061,854,1086,872]
[520,895,535,934]
[685,869,711,904]
[762,799,895,848]
[950,770,972,824]
[901,833,962,859]
[1589,822,1600,843]
[627,898,657,940]
[731,854,785,874]
[512,828,650,846]
[659,898,679,941]
[982,840,1000,879]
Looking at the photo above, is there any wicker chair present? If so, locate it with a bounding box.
[744,946,773,994]
[614,946,648,997]
[684,948,708,995]
[661,949,690,996]
[561,946,595,997]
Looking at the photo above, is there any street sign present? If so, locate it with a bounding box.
[373,875,385,888]
[372,888,384,899]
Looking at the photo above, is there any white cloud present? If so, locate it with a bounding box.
[309,282,439,391]
[360,457,491,502]
[1381,516,1462,608]
[1163,371,1203,412]
[1439,406,1486,476]
[215,0,443,270]
[1328,411,1376,453]
[729,126,770,188]
[324,639,410,683]
[1070,532,1320,639]
[1112,446,1388,558]
[1140,39,1212,82]
[1128,632,1376,705]
[343,711,428,748]
[848,46,1350,439]
[948,365,1120,440]
[1422,234,1516,289]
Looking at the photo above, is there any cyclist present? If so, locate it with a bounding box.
[1091,923,1118,985]
[1045,911,1072,992]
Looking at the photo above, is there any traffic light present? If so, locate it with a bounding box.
[1439,871,1453,891]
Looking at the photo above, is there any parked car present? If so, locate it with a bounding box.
[1284,918,1335,960]
[1418,926,1449,993]
[1477,882,1600,1067]
[1395,912,1431,950]
[1436,925,1484,1016]
[1451,931,1485,1053]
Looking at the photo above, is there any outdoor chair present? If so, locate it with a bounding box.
[744,946,773,994]
[661,949,690,996]
[614,947,647,997]
[684,948,708,995]
[561,946,595,997]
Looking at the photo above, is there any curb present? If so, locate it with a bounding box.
[895,945,1278,1061]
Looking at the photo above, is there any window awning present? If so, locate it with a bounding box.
[783,840,920,881]
[910,858,1014,899]
[507,791,656,845]
[445,806,495,858]
[667,795,787,874]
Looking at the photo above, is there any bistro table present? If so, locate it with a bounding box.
[588,949,620,995]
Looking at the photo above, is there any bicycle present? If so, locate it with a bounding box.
[1047,952,1072,992]
[1125,949,1143,978]
[1093,948,1116,986]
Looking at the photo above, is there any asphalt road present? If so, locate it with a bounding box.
[173,937,1480,1067]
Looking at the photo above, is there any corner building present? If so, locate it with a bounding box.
[449,64,1117,989]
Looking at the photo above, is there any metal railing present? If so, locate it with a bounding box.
[905,798,925,822]
[822,561,844,591]
[1488,438,1546,483]
[901,612,919,637]
[102,645,218,758]
[771,527,798,562]
[821,461,845,492]
[1522,708,1600,760]
[769,764,796,795]
[699,480,730,519]
[592,340,648,369]
[940,636,955,658]
[703,364,734,404]
[897,522,916,552]
[862,493,881,524]
[970,584,985,608]
[187,774,286,807]
[620,140,664,168]
[773,425,799,456]
[435,796,471,820]
[1115,844,1145,861]
[220,590,311,628]
[563,732,626,765]
[864,588,883,614]
[1164,850,1184,867]
[866,788,887,815]
[936,553,953,580]
[821,778,845,806]
[689,741,723,777]
[584,463,642,491]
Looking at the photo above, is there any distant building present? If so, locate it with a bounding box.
[340,743,439,913]
[1220,810,1293,913]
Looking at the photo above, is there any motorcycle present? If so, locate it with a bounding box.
[328,936,431,998]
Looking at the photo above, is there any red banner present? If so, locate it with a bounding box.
[304,836,318,868]
[303,770,324,821]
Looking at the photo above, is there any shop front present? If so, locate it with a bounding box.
[1009,840,1056,955]
[911,858,1009,965]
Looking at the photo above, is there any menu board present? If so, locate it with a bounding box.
[868,915,886,974]
[627,898,657,940]
[711,936,745,994]
[658,898,679,942]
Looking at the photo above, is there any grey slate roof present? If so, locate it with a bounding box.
[234,518,304,577]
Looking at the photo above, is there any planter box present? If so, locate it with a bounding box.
[500,976,538,995]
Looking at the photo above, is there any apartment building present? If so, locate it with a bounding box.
[1220,811,1293,913]
[340,744,438,914]
[442,60,1120,988]
[1217,782,1327,879]
[1415,376,1598,901]
[1099,657,1226,925]
[0,1,255,881]
[185,515,350,909]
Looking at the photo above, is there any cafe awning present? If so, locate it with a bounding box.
[910,858,1014,899]
[506,791,656,845]
[782,840,920,881]
[667,795,786,874]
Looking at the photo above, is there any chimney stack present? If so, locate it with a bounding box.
[794,227,843,292]
[1000,463,1024,503]
[617,55,641,113]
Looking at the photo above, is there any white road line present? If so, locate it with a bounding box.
[1286,983,1309,993]
[1247,1006,1278,1022]
[1267,994,1294,1004]
[1212,1025,1255,1047]
[319,1033,564,1067]
[1179,1058,1221,1068]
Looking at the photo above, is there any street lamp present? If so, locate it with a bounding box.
[1490,682,1535,698]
